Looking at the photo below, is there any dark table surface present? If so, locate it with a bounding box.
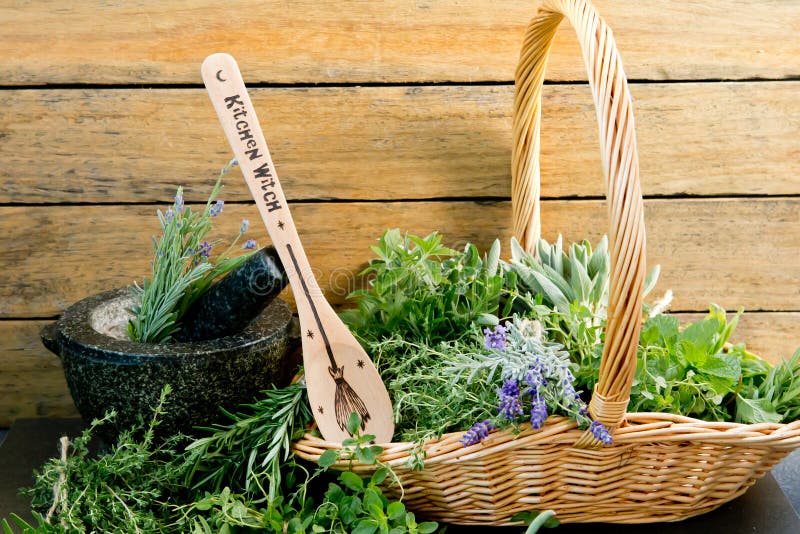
[2,419,799,533]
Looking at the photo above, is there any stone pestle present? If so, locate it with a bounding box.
[174,246,289,342]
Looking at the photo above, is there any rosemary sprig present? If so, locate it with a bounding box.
[184,380,313,503]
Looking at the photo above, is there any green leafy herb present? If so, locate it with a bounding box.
[367,336,498,444]
[750,348,800,423]
[14,386,191,533]
[341,229,510,344]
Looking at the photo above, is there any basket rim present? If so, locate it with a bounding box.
[293,413,800,468]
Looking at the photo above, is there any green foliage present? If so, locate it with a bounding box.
[511,510,560,533]
[507,235,663,393]
[341,229,511,344]
[367,336,498,444]
[3,390,441,534]
[185,381,313,502]
[508,235,611,314]
[744,348,800,424]
[311,469,437,534]
[631,306,742,420]
[10,385,192,533]
[128,160,255,343]
[507,236,612,391]
[629,304,799,424]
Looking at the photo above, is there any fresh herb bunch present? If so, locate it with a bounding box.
[452,318,612,447]
[11,385,192,533]
[127,159,257,343]
[631,305,800,424]
[185,381,313,502]
[3,388,443,534]
[631,306,744,420]
[748,348,800,423]
[367,316,611,447]
[508,235,611,315]
[367,336,499,444]
[341,229,513,344]
[508,235,660,391]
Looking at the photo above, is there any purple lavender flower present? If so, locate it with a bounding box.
[483,324,507,351]
[530,397,548,429]
[590,421,613,446]
[240,219,250,234]
[221,158,237,175]
[209,199,224,217]
[174,192,184,212]
[243,239,257,250]
[164,207,175,223]
[497,379,524,421]
[198,241,213,259]
[561,372,581,408]
[524,366,545,394]
[460,419,495,446]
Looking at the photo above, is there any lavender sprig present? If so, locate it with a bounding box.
[590,421,613,445]
[209,199,224,217]
[460,420,495,446]
[484,325,507,351]
[127,159,255,343]
[458,316,614,446]
[497,379,524,421]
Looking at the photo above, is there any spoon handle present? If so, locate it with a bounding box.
[201,53,320,314]
[201,53,394,443]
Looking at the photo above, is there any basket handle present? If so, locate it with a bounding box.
[511,0,646,435]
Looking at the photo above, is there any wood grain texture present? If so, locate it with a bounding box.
[1,312,797,426]
[1,198,798,318]
[0,1,797,85]
[2,82,799,203]
[0,321,77,426]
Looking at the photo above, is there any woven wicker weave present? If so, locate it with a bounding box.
[293,0,800,525]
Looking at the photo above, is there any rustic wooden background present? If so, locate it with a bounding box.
[1,1,799,426]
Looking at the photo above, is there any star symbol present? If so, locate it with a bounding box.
[277,220,285,230]
[357,359,365,369]
[318,406,324,414]
[306,330,314,339]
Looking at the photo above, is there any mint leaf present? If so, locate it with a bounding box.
[736,396,782,424]
[702,353,741,381]
[346,412,361,436]
[371,467,389,486]
[679,317,721,353]
[642,314,679,347]
[387,501,405,521]
[678,340,707,367]
[352,521,378,534]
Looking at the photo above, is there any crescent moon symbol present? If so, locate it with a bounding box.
[216,69,226,82]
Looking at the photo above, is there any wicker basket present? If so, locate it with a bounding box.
[293,0,800,525]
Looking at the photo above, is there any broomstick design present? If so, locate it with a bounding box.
[286,244,370,434]
[330,365,371,432]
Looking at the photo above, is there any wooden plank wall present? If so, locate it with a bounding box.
[0,1,799,425]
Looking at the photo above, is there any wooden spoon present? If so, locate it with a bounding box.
[201,53,394,443]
